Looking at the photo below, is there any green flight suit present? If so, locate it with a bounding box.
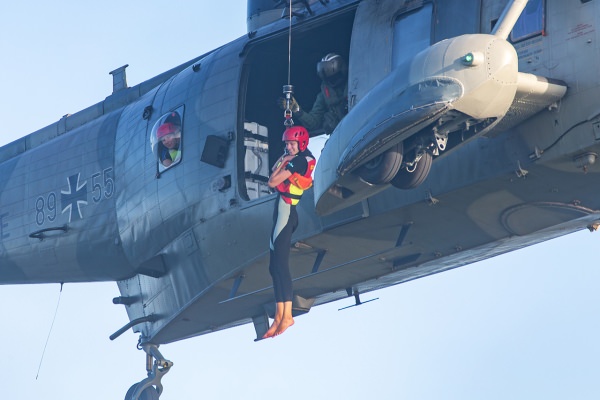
[297,82,348,135]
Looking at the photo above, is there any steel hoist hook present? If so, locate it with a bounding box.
[283,84,295,127]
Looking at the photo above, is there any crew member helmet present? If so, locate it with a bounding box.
[157,122,179,139]
[316,53,347,87]
[282,125,309,152]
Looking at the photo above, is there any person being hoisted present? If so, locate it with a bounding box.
[263,125,315,338]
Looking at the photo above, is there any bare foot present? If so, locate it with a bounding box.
[274,317,294,336]
[262,320,280,339]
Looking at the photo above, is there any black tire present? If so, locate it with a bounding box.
[125,384,160,400]
[391,150,432,189]
[356,142,403,185]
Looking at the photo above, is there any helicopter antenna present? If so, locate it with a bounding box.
[283,0,295,127]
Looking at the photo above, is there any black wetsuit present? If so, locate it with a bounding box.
[268,198,299,303]
[268,151,313,302]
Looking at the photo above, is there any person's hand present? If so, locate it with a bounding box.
[272,154,286,171]
[278,96,300,112]
[272,153,296,171]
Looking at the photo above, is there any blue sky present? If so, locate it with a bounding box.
[2,1,600,399]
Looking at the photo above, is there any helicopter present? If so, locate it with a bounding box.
[2,0,600,398]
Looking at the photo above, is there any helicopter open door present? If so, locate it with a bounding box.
[236,6,356,203]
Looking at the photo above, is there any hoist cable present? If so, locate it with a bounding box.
[283,0,295,127]
[287,0,293,85]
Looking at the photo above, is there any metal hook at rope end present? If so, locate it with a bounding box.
[284,114,295,127]
[283,84,295,127]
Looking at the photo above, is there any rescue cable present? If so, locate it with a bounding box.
[283,0,295,127]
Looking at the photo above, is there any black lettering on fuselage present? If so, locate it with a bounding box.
[0,212,8,241]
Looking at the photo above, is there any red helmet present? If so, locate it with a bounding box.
[157,122,179,139]
[282,126,309,152]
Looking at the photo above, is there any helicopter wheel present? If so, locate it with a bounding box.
[391,149,433,189]
[356,142,403,185]
[124,383,160,400]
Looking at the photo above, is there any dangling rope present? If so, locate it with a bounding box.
[287,0,292,87]
[283,0,295,127]
[288,0,292,85]
[36,282,64,380]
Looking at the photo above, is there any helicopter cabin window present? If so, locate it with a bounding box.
[510,0,544,42]
[393,4,433,68]
[151,107,184,173]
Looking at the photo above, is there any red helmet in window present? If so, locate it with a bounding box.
[282,125,309,152]
[157,122,179,139]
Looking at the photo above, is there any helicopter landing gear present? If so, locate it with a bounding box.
[391,148,433,190]
[356,142,404,184]
[124,342,173,400]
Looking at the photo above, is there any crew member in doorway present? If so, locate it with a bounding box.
[282,53,348,135]
[264,125,315,338]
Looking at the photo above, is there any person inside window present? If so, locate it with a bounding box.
[157,112,182,168]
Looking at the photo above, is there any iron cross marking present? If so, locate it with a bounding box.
[61,173,88,222]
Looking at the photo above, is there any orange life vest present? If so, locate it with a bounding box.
[276,155,316,205]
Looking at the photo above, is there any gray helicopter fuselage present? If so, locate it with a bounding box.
[1,0,599,346]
